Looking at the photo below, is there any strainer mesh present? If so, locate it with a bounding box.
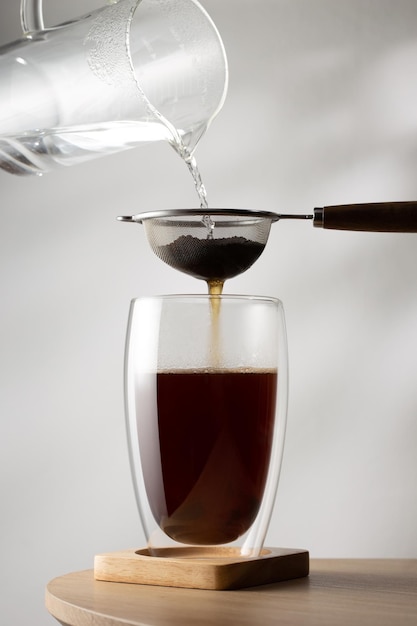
[142,213,272,281]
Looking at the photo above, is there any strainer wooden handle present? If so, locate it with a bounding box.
[313,201,417,232]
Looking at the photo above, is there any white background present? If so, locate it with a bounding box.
[1,1,417,624]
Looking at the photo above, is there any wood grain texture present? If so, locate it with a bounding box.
[94,547,309,590]
[46,559,417,626]
[319,202,417,231]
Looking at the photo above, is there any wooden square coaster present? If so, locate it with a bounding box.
[94,547,309,590]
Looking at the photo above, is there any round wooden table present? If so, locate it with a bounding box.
[46,559,417,626]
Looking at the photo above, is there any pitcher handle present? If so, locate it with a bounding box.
[20,0,44,35]
[20,0,120,35]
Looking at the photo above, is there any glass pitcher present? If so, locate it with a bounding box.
[0,0,228,175]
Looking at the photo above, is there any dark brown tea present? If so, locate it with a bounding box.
[141,368,277,545]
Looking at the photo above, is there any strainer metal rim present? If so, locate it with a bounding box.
[117,208,281,224]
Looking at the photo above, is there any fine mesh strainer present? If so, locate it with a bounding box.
[117,208,297,290]
[118,203,417,290]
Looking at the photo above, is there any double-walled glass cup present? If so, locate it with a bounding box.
[124,295,288,557]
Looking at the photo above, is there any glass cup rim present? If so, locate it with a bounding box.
[130,294,282,305]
